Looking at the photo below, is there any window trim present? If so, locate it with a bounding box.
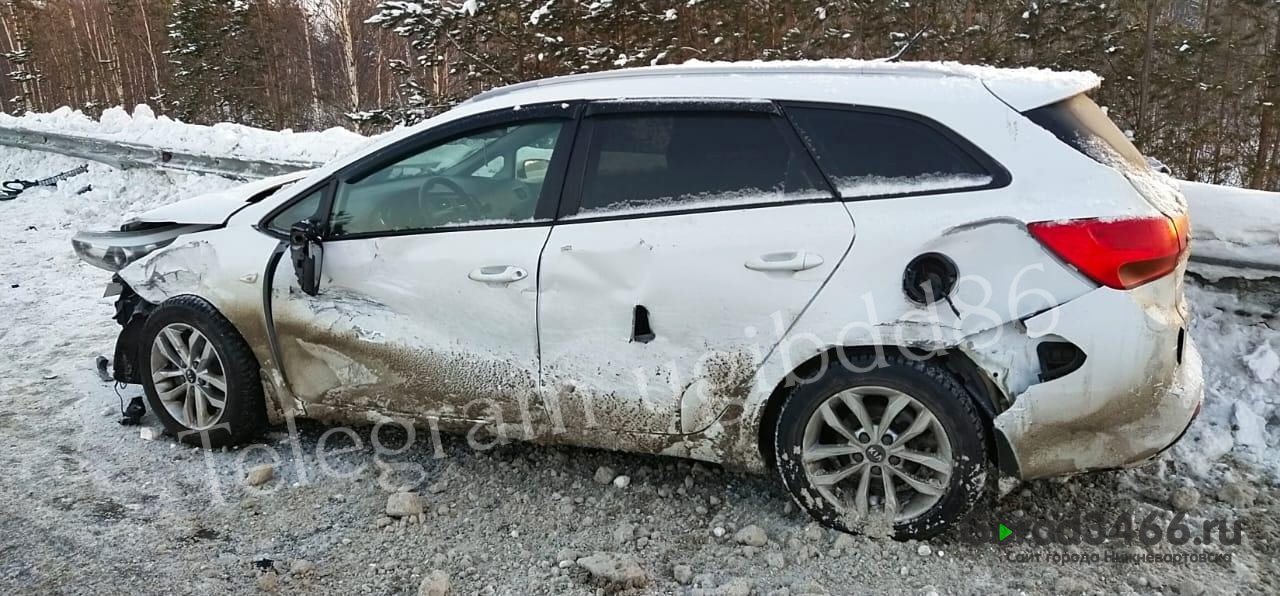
[557,99,837,223]
[777,101,1012,201]
[255,101,582,240]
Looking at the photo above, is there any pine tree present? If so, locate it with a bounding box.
[164,0,263,124]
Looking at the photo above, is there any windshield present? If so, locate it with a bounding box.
[1023,94,1151,172]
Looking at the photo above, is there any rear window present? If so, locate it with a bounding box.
[785,107,996,199]
[574,112,828,217]
[1023,94,1150,172]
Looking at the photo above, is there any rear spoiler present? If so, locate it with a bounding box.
[981,71,1102,112]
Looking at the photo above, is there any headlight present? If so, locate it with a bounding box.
[71,223,213,271]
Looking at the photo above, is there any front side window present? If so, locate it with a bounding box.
[265,186,324,233]
[574,112,828,217]
[786,107,995,199]
[329,120,564,237]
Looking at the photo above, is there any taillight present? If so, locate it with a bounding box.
[1027,216,1187,290]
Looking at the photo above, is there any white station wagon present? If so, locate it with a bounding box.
[74,60,1203,539]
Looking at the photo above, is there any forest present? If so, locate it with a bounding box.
[1,0,1277,190]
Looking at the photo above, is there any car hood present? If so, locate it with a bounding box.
[128,170,311,226]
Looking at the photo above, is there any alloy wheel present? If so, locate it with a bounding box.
[800,386,953,522]
[149,323,228,430]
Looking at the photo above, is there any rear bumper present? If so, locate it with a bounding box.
[992,283,1204,480]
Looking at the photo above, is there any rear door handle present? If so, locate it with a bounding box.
[745,251,824,272]
[468,265,528,284]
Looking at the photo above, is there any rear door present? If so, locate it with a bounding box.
[537,100,856,436]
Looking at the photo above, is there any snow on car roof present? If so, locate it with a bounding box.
[467,59,1102,109]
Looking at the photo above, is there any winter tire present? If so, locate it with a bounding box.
[140,294,267,447]
[773,352,989,540]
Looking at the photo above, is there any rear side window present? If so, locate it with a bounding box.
[1023,94,1150,172]
[786,107,995,199]
[574,112,828,217]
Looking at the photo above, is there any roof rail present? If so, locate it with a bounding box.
[463,62,957,105]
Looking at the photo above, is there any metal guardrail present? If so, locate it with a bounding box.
[0,126,319,180]
[2,124,1278,280]
[1189,254,1280,274]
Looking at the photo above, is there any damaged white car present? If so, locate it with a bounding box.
[73,61,1203,539]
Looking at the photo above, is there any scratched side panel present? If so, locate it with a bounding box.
[536,202,856,438]
[267,228,550,427]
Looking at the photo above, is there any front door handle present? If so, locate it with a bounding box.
[745,251,824,272]
[468,265,528,284]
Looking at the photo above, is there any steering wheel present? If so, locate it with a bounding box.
[417,176,474,217]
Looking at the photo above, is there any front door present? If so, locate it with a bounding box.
[266,107,577,429]
[537,102,856,436]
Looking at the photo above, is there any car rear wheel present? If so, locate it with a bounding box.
[140,295,267,447]
[773,353,988,540]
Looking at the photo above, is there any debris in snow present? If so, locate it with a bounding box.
[1179,579,1208,596]
[1169,486,1200,512]
[139,427,162,441]
[790,579,827,594]
[1232,404,1268,451]
[917,544,932,557]
[611,522,635,545]
[576,552,649,590]
[256,571,279,592]
[245,464,275,487]
[611,475,631,489]
[289,559,315,576]
[1216,482,1258,508]
[593,466,615,485]
[386,491,424,518]
[734,524,767,547]
[672,564,694,585]
[1243,343,1279,382]
[712,578,754,596]
[417,570,450,596]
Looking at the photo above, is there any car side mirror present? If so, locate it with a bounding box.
[516,158,550,181]
[289,219,324,296]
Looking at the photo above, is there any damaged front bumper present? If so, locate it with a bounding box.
[107,278,156,384]
[990,282,1204,480]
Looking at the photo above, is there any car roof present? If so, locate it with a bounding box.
[464,59,1101,112]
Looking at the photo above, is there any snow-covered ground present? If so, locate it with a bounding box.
[0,142,1276,593]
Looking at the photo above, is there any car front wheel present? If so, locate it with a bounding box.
[773,353,989,540]
[140,295,267,447]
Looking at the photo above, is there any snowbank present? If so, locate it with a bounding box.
[1179,286,1280,483]
[0,105,370,166]
[1182,180,1280,279]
